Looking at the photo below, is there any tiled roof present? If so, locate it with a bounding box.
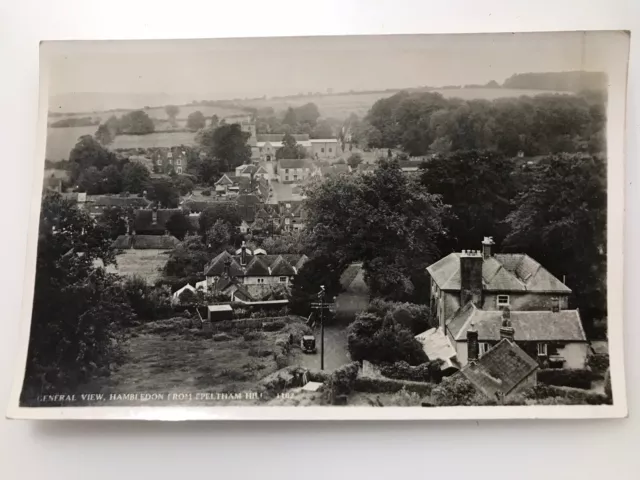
[204,251,307,277]
[257,134,309,143]
[448,304,587,342]
[278,158,312,169]
[459,339,538,398]
[134,209,182,234]
[427,252,571,293]
[238,164,258,175]
[112,234,180,250]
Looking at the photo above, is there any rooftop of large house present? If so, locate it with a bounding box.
[113,234,180,250]
[446,303,587,343]
[278,158,314,169]
[204,249,308,277]
[427,250,571,293]
[458,338,539,399]
[133,208,181,234]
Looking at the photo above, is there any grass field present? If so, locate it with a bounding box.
[236,87,569,119]
[45,125,96,160]
[86,322,305,406]
[107,249,172,284]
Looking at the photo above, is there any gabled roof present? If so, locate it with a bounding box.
[459,339,539,398]
[205,252,307,277]
[269,256,296,276]
[427,252,571,293]
[204,251,244,277]
[215,174,235,186]
[255,165,269,175]
[257,134,309,143]
[448,303,587,342]
[244,255,271,276]
[278,158,312,169]
[133,209,181,233]
[237,164,258,175]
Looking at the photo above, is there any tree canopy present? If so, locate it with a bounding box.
[276,133,306,160]
[146,178,179,208]
[118,110,155,135]
[196,123,251,171]
[69,135,117,183]
[304,158,448,301]
[186,111,206,131]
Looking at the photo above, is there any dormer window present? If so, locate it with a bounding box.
[497,295,510,308]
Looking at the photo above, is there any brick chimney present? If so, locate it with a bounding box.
[499,307,515,341]
[460,250,483,307]
[467,322,479,363]
[551,296,560,313]
[240,241,248,266]
[481,236,495,259]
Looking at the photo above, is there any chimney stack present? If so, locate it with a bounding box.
[460,250,483,307]
[499,307,515,341]
[240,241,247,266]
[482,236,495,259]
[551,297,560,313]
[467,322,479,363]
[223,257,232,278]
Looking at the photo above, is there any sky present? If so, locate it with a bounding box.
[45,32,622,109]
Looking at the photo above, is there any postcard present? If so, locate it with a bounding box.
[7,31,629,420]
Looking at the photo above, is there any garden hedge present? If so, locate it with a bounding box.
[537,368,596,390]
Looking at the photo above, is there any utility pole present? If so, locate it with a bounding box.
[319,285,325,371]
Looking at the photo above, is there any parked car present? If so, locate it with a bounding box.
[301,335,317,354]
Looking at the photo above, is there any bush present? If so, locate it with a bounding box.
[379,360,442,383]
[353,376,435,396]
[328,362,360,405]
[537,368,596,390]
[262,320,286,332]
[587,353,610,376]
[366,298,434,334]
[523,384,610,405]
[212,333,233,342]
[347,312,428,365]
[431,375,480,406]
[202,189,211,196]
[243,331,263,341]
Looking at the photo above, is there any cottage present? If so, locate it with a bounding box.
[419,237,588,370]
[276,158,314,184]
[203,244,308,298]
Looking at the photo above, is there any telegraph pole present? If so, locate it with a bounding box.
[319,285,325,371]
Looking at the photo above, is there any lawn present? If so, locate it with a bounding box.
[108,249,172,284]
[89,322,307,406]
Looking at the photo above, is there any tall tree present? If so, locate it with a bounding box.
[165,105,180,127]
[69,135,117,183]
[94,124,114,146]
[283,107,297,127]
[186,111,206,131]
[118,110,155,135]
[289,256,342,316]
[198,203,241,238]
[210,114,219,128]
[196,124,251,171]
[121,162,151,194]
[205,219,232,251]
[100,164,123,194]
[96,206,129,239]
[419,150,516,252]
[21,192,134,401]
[347,153,363,169]
[165,211,192,240]
[77,166,102,194]
[503,153,607,332]
[304,158,448,301]
[146,178,179,208]
[276,133,306,160]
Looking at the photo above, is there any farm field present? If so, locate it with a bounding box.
[236,87,571,119]
[105,249,172,284]
[110,131,198,149]
[45,125,96,161]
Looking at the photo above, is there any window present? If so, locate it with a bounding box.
[279,276,287,283]
[285,168,290,173]
[176,167,183,174]
[321,148,325,153]
[167,152,173,158]
[285,218,290,225]
[285,176,289,182]
[537,343,548,356]
[497,295,510,308]
[176,158,181,165]
[329,148,332,153]
[293,175,298,181]
[257,278,265,284]
[479,343,490,357]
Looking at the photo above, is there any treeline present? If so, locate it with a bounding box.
[503,71,607,92]
[361,90,606,157]
[255,102,339,139]
[49,116,100,128]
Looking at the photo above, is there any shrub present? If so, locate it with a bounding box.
[379,360,442,383]
[202,189,211,196]
[431,375,480,406]
[537,368,596,390]
[386,388,425,407]
[243,331,263,341]
[347,312,428,365]
[328,362,360,405]
[262,320,286,332]
[366,298,434,334]
[523,384,610,405]
[212,333,233,342]
[587,353,610,376]
[353,376,435,396]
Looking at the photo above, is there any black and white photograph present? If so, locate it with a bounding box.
[7,31,629,420]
